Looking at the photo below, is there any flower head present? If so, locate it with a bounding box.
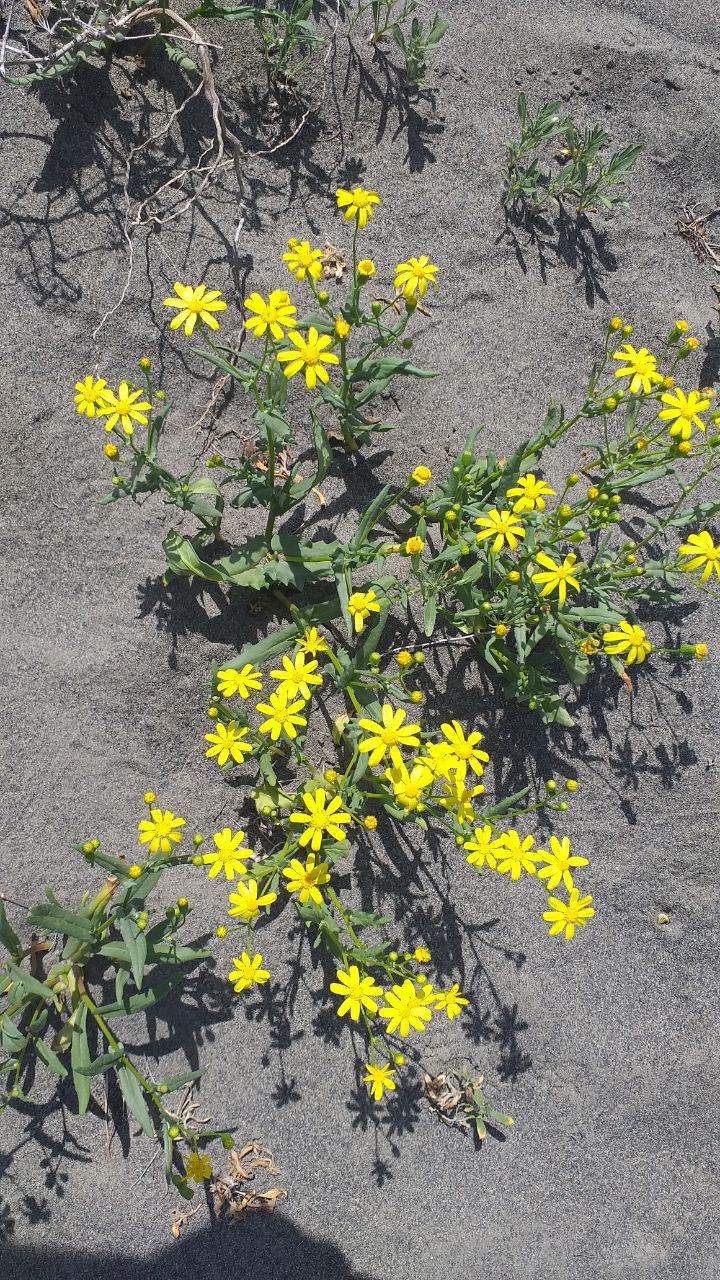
[357,258,376,278]
[537,835,589,892]
[347,588,381,633]
[297,626,328,656]
[438,777,485,824]
[603,620,651,665]
[362,1061,397,1101]
[335,186,380,228]
[612,343,662,394]
[358,703,422,768]
[276,325,339,388]
[495,830,540,879]
[282,239,323,281]
[137,808,185,854]
[329,965,384,1020]
[244,289,297,341]
[216,664,262,699]
[270,651,323,702]
[255,688,308,741]
[412,945,431,963]
[385,761,433,810]
[228,952,270,992]
[282,851,331,903]
[474,509,525,553]
[394,256,438,298]
[405,535,425,556]
[531,552,582,604]
[288,789,351,852]
[184,1151,212,1182]
[464,824,504,869]
[411,465,432,485]
[659,387,710,440]
[204,721,255,767]
[379,979,433,1036]
[438,720,489,782]
[506,473,556,513]
[543,887,595,940]
[74,376,109,418]
[99,382,151,435]
[432,984,469,1019]
[678,531,720,582]
[202,827,252,880]
[228,879,277,921]
[163,283,226,336]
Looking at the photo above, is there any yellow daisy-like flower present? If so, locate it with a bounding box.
[216,664,262,699]
[162,282,227,336]
[385,761,433,810]
[612,343,662,394]
[296,626,328,656]
[474,508,525,553]
[405,536,425,555]
[362,1061,397,1102]
[184,1151,212,1182]
[255,688,308,741]
[358,703,422,768]
[74,375,109,418]
[678,530,720,582]
[227,879,277,921]
[463,824,504,869]
[659,387,711,440]
[537,835,589,892]
[393,256,438,298]
[414,740,454,780]
[379,979,433,1036]
[357,258,376,278]
[603,620,651,665]
[202,826,252,880]
[531,552,582,604]
[228,952,270,992]
[244,289,297,341]
[282,239,323,282]
[204,720,255,767]
[410,465,431,485]
[335,314,351,340]
[438,778,485,824]
[495,830,541,880]
[438,721,489,783]
[276,326,339,388]
[270,651,323,702]
[432,984,469,1020]
[543,887,595,940]
[335,186,380,228]
[505,472,556,513]
[329,965,384,1020]
[282,851,331,903]
[288,788,351,852]
[347,588,381,633]
[137,808,185,855]
[412,945,431,963]
[98,382,152,436]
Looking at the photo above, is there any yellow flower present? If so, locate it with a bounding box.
[74,375,109,418]
[363,814,377,830]
[405,536,424,555]
[244,289,297,340]
[432,984,469,1019]
[99,382,151,435]
[412,945,431,963]
[579,636,599,655]
[357,258,376,277]
[675,319,688,333]
[288,789,351,852]
[329,965,384,1019]
[612,343,662,394]
[686,336,699,349]
[396,649,413,667]
[543,887,595,940]
[276,325,339,388]
[438,720,489,782]
[184,1151,212,1182]
[659,387,710,440]
[362,1061,397,1101]
[282,851,331,903]
[394,256,438,298]
[137,808,185,854]
[438,777,485,824]
[228,952,270,992]
[335,314,351,339]
[505,473,556,513]
[227,879,277,921]
[162,282,226,336]
[128,864,143,879]
[410,465,432,485]
[531,552,582,604]
[335,186,380,227]
[603,620,651,665]
[143,791,156,804]
[282,239,323,281]
[414,740,454,780]
[270,651,323,702]
[379,979,433,1036]
[358,703,421,768]
[347,588,381,633]
[463,824,504,869]
[296,626,328,657]
[255,688,308,741]
[216,664,262,699]
[537,835,589,892]
[676,529,717,581]
[385,761,433,810]
[204,720,255,767]
[474,508,525,553]
[103,442,118,459]
[495,830,541,879]
[202,827,252,880]
[694,643,708,659]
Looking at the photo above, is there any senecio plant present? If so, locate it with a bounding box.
[0,826,232,1199]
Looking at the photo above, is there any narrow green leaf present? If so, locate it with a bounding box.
[95,970,185,1018]
[35,1038,68,1078]
[118,917,148,991]
[27,903,95,943]
[0,901,22,959]
[74,1049,124,1077]
[117,1065,155,1138]
[71,1005,91,1115]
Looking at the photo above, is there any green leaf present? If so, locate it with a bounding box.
[117,1065,155,1138]
[35,1039,68,1078]
[27,902,95,944]
[1,1018,27,1055]
[172,1171,195,1200]
[423,596,437,637]
[95,970,186,1018]
[161,1067,207,1092]
[118,917,148,991]
[0,901,22,959]
[345,910,390,928]
[2,962,53,1003]
[71,1005,91,1115]
[74,1049,125,1077]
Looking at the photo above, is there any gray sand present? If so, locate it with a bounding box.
[1,2,720,1276]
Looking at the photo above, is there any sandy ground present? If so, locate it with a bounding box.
[1,1,720,1276]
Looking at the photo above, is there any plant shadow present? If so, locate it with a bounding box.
[500,203,619,305]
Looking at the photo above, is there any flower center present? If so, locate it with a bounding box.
[274,706,289,723]
[353,191,370,207]
[380,729,399,745]
[303,347,320,365]
[628,626,645,644]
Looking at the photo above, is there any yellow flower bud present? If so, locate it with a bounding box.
[508,570,520,583]
[396,650,413,667]
[363,815,378,830]
[565,779,578,792]
[103,442,118,459]
[494,623,508,638]
[694,643,708,659]
[357,258,375,278]
[609,316,622,331]
[324,768,338,783]
[143,791,156,804]
[216,925,228,937]
[405,536,424,555]
[409,690,423,703]
[586,486,599,500]
[686,336,699,349]
[677,440,692,455]
[410,465,431,485]
[128,864,143,879]
[335,314,350,339]
[139,356,151,370]
[207,706,218,718]
[177,897,189,909]
[675,319,688,333]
